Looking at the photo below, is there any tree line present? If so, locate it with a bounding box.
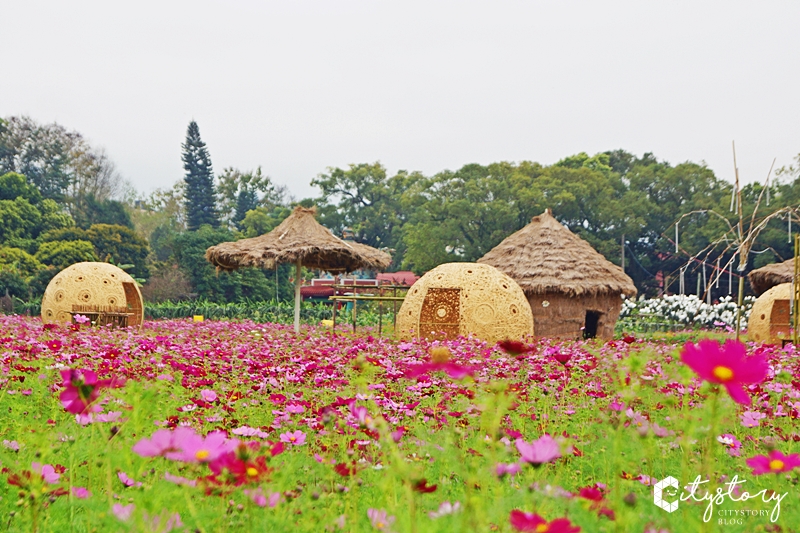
[1,115,799,305]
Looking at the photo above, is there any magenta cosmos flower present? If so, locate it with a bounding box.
[178,430,235,463]
[680,340,767,406]
[59,368,124,414]
[132,427,196,459]
[279,430,306,446]
[516,435,561,465]
[745,450,800,475]
[509,510,580,532]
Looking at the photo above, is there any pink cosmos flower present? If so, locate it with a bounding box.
[509,511,581,532]
[118,471,143,488]
[73,314,90,324]
[428,501,461,518]
[112,503,135,522]
[31,463,60,484]
[404,361,475,380]
[178,430,235,463]
[717,434,742,457]
[680,340,768,406]
[164,472,197,487]
[745,450,800,475]
[58,368,124,414]
[740,411,767,428]
[244,488,281,507]
[200,389,217,402]
[516,435,561,465]
[367,508,396,531]
[279,430,306,446]
[143,511,182,533]
[495,462,522,478]
[132,427,196,459]
[71,486,91,498]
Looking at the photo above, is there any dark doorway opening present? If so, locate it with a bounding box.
[583,311,600,339]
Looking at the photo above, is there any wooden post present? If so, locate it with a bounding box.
[294,258,302,334]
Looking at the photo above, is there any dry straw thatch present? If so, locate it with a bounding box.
[748,259,793,296]
[206,206,391,334]
[205,206,391,273]
[477,209,637,298]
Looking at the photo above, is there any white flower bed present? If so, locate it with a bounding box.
[619,294,755,330]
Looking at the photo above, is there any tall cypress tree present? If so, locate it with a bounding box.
[182,121,219,230]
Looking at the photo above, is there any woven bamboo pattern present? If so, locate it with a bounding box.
[41,262,144,327]
[747,282,792,343]
[396,263,533,343]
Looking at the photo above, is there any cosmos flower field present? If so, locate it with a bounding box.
[0,315,799,532]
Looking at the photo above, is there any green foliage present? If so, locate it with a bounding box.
[145,299,335,322]
[182,121,219,230]
[85,224,150,279]
[239,205,292,238]
[311,163,421,268]
[217,167,286,229]
[0,270,27,298]
[170,225,288,302]
[0,246,42,279]
[72,194,133,229]
[34,240,97,269]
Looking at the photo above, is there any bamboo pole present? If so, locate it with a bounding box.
[294,257,302,334]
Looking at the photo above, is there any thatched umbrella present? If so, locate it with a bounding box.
[749,259,794,296]
[206,206,391,333]
[478,208,636,339]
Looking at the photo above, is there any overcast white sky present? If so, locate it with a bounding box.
[3,1,799,201]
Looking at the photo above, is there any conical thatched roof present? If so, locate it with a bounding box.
[749,259,794,296]
[477,209,637,297]
[205,206,391,273]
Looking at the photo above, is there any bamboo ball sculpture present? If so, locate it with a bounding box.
[747,282,792,344]
[397,262,534,343]
[41,262,144,327]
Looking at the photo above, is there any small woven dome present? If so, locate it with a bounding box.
[396,263,533,343]
[747,283,791,344]
[41,262,144,327]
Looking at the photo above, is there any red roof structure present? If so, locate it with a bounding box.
[376,271,418,286]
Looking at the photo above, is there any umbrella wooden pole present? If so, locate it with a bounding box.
[294,258,302,334]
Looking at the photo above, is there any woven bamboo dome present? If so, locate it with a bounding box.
[477,209,636,339]
[749,259,793,296]
[206,206,391,273]
[206,206,391,333]
[396,262,533,343]
[747,282,792,344]
[41,262,144,327]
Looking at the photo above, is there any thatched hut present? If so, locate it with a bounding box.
[748,259,794,296]
[206,206,391,333]
[478,209,637,339]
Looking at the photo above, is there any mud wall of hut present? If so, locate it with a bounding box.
[526,292,623,340]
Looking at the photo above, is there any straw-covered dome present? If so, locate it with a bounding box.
[206,206,391,273]
[478,209,637,298]
[749,259,793,296]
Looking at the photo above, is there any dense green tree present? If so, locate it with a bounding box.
[171,225,289,302]
[0,246,42,279]
[311,163,422,268]
[35,240,97,269]
[182,121,219,230]
[239,205,292,238]
[72,195,133,229]
[85,224,150,279]
[0,270,27,298]
[217,167,286,229]
[0,116,124,205]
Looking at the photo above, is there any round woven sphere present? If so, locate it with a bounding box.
[41,262,144,327]
[747,282,791,343]
[397,262,533,343]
